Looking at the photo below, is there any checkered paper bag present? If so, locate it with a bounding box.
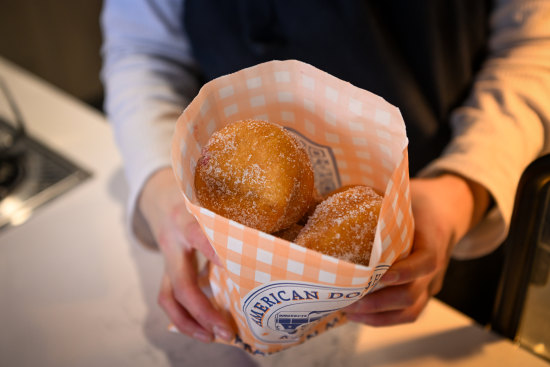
[171,60,414,355]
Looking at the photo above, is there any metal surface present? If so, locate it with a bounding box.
[517,186,550,361]
[0,77,91,231]
[492,154,550,363]
[0,121,91,229]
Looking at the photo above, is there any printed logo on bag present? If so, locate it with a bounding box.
[286,128,341,195]
[242,268,386,344]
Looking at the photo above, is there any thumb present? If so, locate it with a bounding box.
[183,219,223,267]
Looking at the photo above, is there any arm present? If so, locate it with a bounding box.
[101,0,200,239]
[346,0,550,325]
[101,0,233,342]
[420,0,550,259]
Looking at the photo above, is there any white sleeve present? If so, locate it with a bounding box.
[100,0,199,242]
[420,0,550,259]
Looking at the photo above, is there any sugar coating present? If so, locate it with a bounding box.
[194,119,315,233]
[295,185,383,266]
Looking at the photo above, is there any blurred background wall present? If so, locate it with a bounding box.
[0,0,104,110]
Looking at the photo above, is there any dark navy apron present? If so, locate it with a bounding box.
[183,0,491,175]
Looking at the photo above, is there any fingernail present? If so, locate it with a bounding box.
[168,324,180,333]
[214,325,233,342]
[381,271,399,284]
[193,330,213,343]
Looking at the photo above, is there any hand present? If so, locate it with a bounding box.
[138,167,233,342]
[344,174,489,326]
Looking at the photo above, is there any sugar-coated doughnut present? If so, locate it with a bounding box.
[194,119,315,233]
[321,184,361,200]
[295,185,383,266]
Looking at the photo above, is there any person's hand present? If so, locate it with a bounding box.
[138,167,234,343]
[344,174,490,326]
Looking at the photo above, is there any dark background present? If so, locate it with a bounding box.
[0,1,104,110]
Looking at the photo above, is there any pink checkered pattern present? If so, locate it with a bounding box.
[171,60,413,354]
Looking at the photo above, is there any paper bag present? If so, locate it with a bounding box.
[171,60,413,355]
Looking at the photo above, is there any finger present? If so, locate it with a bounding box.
[182,220,222,267]
[158,224,233,341]
[166,248,234,342]
[157,274,213,343]
[170,204,222,267]
[428,267,447,296]
[347,287,431,327]
[345,276,430,314]
[380,235,437,286]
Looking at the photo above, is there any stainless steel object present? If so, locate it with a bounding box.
[0,80,90,230]
[492,154,550,362]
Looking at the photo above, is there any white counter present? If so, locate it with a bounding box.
[0,57,546,367]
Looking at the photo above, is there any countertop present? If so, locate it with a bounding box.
[0,57,546,367]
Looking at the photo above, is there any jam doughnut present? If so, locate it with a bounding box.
[295,185,383,266]
[194,119,315,233]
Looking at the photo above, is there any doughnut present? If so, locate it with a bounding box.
[295,185,383,266]
[321,184,360,200]
[194,119,315,233]
[298,185,363,226]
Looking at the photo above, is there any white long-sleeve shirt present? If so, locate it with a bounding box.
[100,0,550,259]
